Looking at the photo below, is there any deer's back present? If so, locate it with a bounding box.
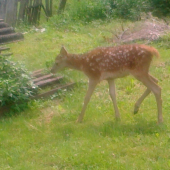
[82,44,155,79]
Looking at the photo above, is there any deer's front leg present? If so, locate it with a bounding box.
[108,79,120,120]
[76,79,98,123]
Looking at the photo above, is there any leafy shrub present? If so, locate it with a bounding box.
[109,0,150,20]
[52,0,150,24]
[67,0,111,22]
[149,0,170,16]
[0,55,37,111]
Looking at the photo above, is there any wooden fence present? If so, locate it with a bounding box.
[0,0,53,26]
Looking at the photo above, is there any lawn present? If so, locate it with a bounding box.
[0,19,170,169]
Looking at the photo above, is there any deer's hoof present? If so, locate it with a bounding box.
[134,106,139,114]
[76,118,83,123]
[115,117,121,121]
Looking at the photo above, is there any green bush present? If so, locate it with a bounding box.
[149,0,170,16]
[52,0,150,24]
[67,0,111,22]
[110,0,149,20]
[0,55,37,111]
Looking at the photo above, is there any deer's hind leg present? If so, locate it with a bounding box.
[133,73,163,124]
[134,74,158,114]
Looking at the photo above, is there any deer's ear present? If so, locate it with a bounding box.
[60,46,68,56]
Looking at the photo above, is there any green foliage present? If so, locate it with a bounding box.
[149,0,170,16]
[67,0,111,22]
[0,55,37,110]
[52,0,150,23]
[153,33,170,49]
[51,0,169,23]
[110,0,149,20]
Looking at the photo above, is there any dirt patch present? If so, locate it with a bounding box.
[105,16,170,44]
[38,108,56,125]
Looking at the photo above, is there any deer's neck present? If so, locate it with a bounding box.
[67,53,86,71]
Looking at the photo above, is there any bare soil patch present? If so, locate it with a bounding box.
[106,17,170,44]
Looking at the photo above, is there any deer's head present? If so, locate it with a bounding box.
[51,46,68,73]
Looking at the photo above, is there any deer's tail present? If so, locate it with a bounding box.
[149,46,160,58]
[141,44,160,58]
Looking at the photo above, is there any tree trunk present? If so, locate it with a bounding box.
[57,0,67,14]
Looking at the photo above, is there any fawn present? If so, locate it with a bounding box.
[51,44,163,124]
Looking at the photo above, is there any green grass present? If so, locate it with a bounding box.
[1,19,170,169]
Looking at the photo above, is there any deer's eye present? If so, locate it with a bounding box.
[55,62,59,66]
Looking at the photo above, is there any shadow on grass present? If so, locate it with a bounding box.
[52,116,167,141]
[96,118,166,137]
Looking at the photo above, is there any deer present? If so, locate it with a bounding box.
[51,44,163,124]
